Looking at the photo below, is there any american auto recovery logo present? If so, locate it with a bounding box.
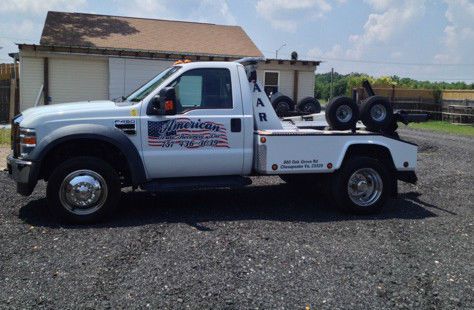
[148,118,229,148]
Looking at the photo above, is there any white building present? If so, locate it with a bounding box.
[17,11,319,111]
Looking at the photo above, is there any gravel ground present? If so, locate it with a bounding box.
[0,128,472,309]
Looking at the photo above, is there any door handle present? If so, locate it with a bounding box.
[230,118,241,132]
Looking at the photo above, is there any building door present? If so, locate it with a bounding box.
[49,57,108,104]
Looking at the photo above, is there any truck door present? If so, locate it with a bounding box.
[140,67,245,178]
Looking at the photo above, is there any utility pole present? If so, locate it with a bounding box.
[275,43,286,59]
[330,68,334,98]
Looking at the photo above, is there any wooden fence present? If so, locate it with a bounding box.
[0,63,19,124]
[354,87,474,124]
[0,80,10,123]
[0,63,18,80]
[443,90,474,101]
[373,87,436,102]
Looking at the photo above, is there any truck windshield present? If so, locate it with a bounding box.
[125,66,181,102]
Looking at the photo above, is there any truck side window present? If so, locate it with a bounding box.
[170,68,233,113]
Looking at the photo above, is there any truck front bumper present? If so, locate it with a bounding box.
[7,154,38,196]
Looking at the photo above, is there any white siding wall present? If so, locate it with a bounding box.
[49,57,108,104]
[109,58,174,99]
[257,69,294,98]
[20,57,44,110]
[19,53,317,111]
[297,71,316,102]
[109,58,126,99]
[257,63,316,103]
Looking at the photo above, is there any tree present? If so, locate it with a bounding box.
[314,71,474,99]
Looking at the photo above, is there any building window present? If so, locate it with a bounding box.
[264,71,279,97]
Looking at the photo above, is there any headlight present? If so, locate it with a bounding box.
[18,128,36,158]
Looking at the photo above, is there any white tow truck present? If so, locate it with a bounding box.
[8,58,418,223]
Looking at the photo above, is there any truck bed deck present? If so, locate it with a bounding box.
[254,114,417,175]
[280,112,372,135]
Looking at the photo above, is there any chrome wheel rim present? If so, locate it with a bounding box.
[347,168,383,207]
[370,104,387,122]
[59,169,108,215]
[335,105,353,123]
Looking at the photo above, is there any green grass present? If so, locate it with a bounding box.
[408,121,474,137]
[0,128,10,145]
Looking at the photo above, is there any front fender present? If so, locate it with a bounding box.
[29,124,147,185]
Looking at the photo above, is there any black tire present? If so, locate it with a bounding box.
[360,96,394,132]
[46,156,121,223]
[325,96,359,130]
[271,93,294,117]
[297,97,321,114]
[330,156,391,214]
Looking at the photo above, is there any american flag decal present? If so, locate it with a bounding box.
[148,118,229,148]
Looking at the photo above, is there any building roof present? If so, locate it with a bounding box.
[40,11,263,58]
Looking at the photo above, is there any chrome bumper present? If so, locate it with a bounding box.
[7,154,38,196]
[7,154,33,183]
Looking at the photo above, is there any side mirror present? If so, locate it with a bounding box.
[147,87,177,115]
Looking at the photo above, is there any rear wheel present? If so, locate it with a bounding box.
[331,156,391,214]
[46,156,121,223]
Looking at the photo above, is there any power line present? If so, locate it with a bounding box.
[317,57,474,67]
[317,71,474,81]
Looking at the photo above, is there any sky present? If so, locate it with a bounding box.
[0,0,473,82]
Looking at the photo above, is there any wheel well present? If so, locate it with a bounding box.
[342,144,395,172]
[39,139,132,187]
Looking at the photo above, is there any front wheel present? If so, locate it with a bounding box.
[46,156,121,223]
[331,156,391,214]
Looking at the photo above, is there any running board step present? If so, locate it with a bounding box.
[142,176,252,192]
